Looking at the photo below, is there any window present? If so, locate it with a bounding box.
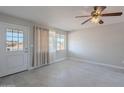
[56,34,65,51]
[6,28,24,51]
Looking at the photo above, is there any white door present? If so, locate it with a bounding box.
[0,22,29,77]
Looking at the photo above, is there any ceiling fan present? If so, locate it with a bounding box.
[75,6,123,25]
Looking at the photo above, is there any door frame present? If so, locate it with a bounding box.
[0,21,30,77]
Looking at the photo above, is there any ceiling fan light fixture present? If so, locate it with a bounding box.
[91,16,100,24]
[75,6,122,25]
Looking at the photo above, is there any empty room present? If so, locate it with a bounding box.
[0,6,124,87]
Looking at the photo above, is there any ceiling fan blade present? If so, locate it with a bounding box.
[94,6,106,12]
[75,15,91,18]
[101,12,122,16]
[81,18,92,24]
[99,20,104,24]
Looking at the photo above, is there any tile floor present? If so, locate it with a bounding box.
[1,60,124,87]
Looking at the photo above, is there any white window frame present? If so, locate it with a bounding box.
[56,33,66,51]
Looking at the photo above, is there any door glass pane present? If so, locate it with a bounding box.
[7,36,12,41]
[6,41,13,51]
[6,29,13,51]
[12,37,18,51]
[6,29,24,52]
[19,37,23,51]
[19,31,23,38]
[7,31,12,37]
[13,30,18,37]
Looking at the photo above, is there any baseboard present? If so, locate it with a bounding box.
[49,57,67,64]
[69,57,124,70]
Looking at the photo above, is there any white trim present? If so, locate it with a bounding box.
[69,57,124,70]
[49,57,67,64]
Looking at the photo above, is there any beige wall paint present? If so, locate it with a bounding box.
[68,23,124,67]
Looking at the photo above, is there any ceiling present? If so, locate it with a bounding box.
[0,6,124,31]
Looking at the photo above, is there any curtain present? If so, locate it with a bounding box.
[49,30,56,62]
[32,26,49,67]
[49,30,67,63]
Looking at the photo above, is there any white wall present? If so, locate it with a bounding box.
[68,23,124,67]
